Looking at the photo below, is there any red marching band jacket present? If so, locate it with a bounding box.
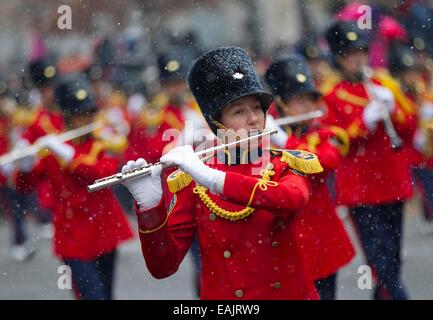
[124,104,184,164]
[16,138,134,259]
[323,79,416,206]
[21,108,64,211]
[135,151,321,300]
[285,125,355,281]
[0,115,9,186]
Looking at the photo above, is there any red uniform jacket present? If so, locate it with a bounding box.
[285,126,355,281]
[136,153,320,300]
[124,105,184,164]
[21,108,64,210]
[16,138,134,259]
[0,115,9,186]
[323,80,415,206]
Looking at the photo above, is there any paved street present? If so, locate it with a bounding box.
[0,196,432,300]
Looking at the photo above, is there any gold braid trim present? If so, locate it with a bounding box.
[246,169,278,207]
[374,70,415,115]
[138,213,169,234]
[193,185,255,221]
[329,125,350,156]
[336,88,369,107]
[192,166,277,221]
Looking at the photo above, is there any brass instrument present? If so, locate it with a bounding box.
[87,129,278,193]
[362,66,403,150]
[0,121,105,166]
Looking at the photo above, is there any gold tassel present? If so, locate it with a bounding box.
[167,169,193,193]
[280,149,323,174]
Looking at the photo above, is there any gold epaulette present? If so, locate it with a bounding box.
[329,125,350,156]
[167,169,193,193]
[150,92,170,110]
[271,148,323,174]
[101,136,128,154]
[319,70,342,96]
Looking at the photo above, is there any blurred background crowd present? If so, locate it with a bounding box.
[1,0,433,299]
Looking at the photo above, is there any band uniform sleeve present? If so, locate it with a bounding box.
[135,177,196,279]
[221,169,310,213]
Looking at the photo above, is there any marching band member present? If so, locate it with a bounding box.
[265,54,355,299]
[14,74,134,299]
[20,57,64,240]
[121,46,323,300]
[124,49,185,164]
[387,41,433,227]
[323,21,415,300]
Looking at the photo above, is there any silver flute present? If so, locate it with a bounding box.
[0,121,105,167]
[362,66,403,150]
[273,110,325,127]
[87,129,278,193]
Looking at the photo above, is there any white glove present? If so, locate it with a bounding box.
[38,135,75,164]
[12,139,37,173]
[0,162,16,177]
[121,158,163,212]
[413,129,426,153]
[420,102,433,120]
[17,154,37,172]
[14,139,31,150]
[160,145,226,194]
[265,114,288,148]
[370,85,395,112]
[363,100,390,131]
[363,101,385,131]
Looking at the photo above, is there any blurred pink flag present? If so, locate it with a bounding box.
[28,32,46,62]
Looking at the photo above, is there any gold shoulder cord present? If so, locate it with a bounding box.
[192,165,278,221]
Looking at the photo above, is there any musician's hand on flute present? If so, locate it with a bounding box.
[10,139,37,173]
[121,158,163,212]
[0,162,15,177]
[38,135,76,164]
[370,85,395,111]
[363,85,395,131]
[160,145,226,194]
[363,101,386,131]
[16,154,37,173]
[413,129,426,153]
[265,114,288,148]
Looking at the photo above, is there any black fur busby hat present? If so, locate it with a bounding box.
[325,21,369,57]
[158,47,195,84]
[388,42,421,75]
[296,35,325,61]
[187,46,273,133]
[28,57,57,88]
[265,54,321,103]
[55,74,96,118]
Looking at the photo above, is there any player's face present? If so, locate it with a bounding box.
[220,95,265,134]
[280,95,321,126]
[69,111,96,129]
[219,96,265,149]
[401,69,424,93]
[338,50,368,74]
